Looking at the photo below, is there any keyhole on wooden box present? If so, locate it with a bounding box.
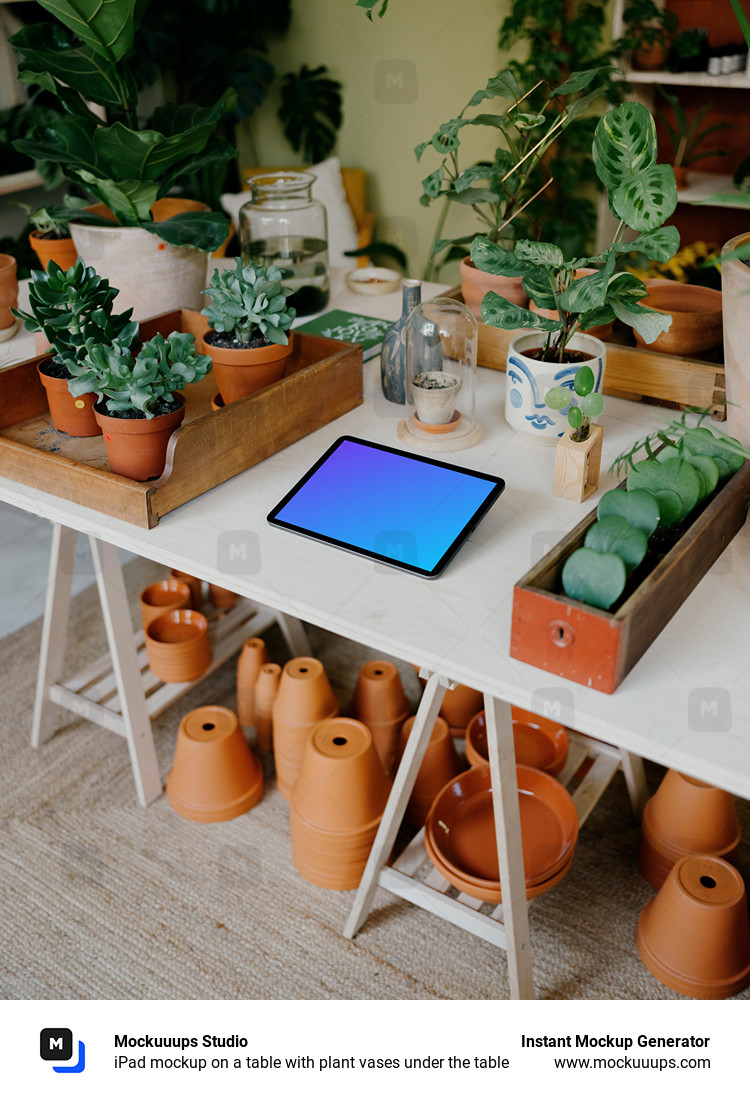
[550,621,574,647]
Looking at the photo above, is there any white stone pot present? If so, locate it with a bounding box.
[505,330,607,446]
[721,232,750,451]
[411,371,462,425]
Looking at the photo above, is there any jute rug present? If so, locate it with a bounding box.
[1,556,748,1001]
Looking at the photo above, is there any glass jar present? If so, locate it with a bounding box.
[240,171,330,316]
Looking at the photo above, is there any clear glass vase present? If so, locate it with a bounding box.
[240,171,330,317]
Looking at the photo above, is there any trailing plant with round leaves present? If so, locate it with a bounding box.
[544,363,604,442]
[201,259,296,346]
[12,257,138,377]
[471,101,680,362]
[68,331,212,419]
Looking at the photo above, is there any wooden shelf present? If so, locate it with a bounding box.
[0,168,43,196]
[622,68,750,89]
[677,170,750,207]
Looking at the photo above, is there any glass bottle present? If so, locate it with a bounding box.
[240,171,330,316]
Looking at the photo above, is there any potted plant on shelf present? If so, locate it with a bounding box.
[615,1,679,71]
[471,100,680,444]
[13,197,88,273]
[66,331,212,480]
[200,258,296,404]
[9,0,233,319]
[12,258,138,437]
[654,86,731,190]
[544,364,605,501]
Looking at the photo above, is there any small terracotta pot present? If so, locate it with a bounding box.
[166,705,264,822]
[638,769,741,887]
[439,682,484,735]
[210,392,224,412]
[139,578,192,631]
[202,332,294,404]
[38,364,101,437]
[254,662,281,752]
[398,715,462,828]
[208,583,238,609]
[94,397,185,480]
[236,637,268,729]
[169,569,203,609]
[636,854,750,999]
[460,256,528,318]
[145,609,211,683]
[349,660,410,776]
[272,657,340,798]
[28,231,78,272]
[0,253,19,332]
[634,283,723,356]
[465,708,569,776]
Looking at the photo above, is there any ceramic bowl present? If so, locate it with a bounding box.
[465,708,569,776]
[345,266,402,295]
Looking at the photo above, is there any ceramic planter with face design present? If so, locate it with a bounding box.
[505,331,606,445]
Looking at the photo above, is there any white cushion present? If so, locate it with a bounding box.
[221,156,359,270]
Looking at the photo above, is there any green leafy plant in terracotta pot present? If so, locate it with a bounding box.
[12,257,138,437]
[201,258,296,404]
[13,196,88,273]
[654,86,731,190]
[471,100,680,444]
[67,331,212,480]
[615,0,679,71]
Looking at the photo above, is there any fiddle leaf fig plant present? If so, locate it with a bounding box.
[471,101,680,362]
[201,259,296,347]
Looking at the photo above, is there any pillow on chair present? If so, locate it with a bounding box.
[221,156,360,269]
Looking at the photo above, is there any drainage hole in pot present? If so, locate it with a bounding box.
[374,668,383,675]
[332,737,347,746]
[700,875,717,889]
[298,666,308,673]
[202,723,216,731]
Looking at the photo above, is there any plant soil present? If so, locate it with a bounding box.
[204,330,271,351]
[525,347,592,364]
[39,357,72,380]
[95,397,181,420]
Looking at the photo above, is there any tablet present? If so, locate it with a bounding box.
[267,436,505,578]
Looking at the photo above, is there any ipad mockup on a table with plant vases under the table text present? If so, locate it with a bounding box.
[267,436,505,578]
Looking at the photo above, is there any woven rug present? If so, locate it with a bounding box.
[1,556,748,1001]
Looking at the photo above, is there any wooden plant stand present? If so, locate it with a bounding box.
[553,425,603,502]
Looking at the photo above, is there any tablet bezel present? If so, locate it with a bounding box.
[266,435,505,578]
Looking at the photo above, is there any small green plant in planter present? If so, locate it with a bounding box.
[544,364,604,443]
[545,364,606,500]
[200,259,297,405]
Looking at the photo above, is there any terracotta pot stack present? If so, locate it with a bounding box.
[290,717,392,890]
[465,707,569,776]
[236,637,269,730]
[169,569,203,609]
[209,583,238,610]
[272,657,340,798]
[254,662,281,751]
[637,854,750,999]
[638,769,741,888]
[349,660,410,776]
[139,579,192,631]
[166,705,264,822]
[415,669,483,737]
[398,715,463,828]
[144,609,212,683]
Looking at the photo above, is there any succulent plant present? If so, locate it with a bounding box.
[68,331,212,419]
[12,257,138,377]
[201,258,296,346]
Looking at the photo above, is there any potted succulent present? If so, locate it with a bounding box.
[200,259,296,404]
[12,258,138,437]
[9,0,233,318]
[67,331,212,480]
[544,364,605,501]
[471,100,680,444]
[411,371,462,427]
[616,1,679,71]
[13,198,87,273]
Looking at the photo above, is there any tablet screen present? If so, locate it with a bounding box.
[267,436,504,577]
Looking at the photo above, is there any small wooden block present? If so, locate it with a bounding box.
[553,424,603,502]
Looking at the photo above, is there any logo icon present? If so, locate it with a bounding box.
[40,1028,86,1074]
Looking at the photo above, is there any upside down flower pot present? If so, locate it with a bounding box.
[254,662,281,752]
[398,715,462,828]
[272,657,339,798]
[349,660,410,776]
[167,705,264,822]
[236,637,268,730]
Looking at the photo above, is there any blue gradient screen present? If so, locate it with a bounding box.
[268,437,504,576]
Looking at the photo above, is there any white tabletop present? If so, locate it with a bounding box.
[2,270,749,800]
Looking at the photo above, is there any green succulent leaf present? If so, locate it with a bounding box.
[581,392,605,418]
[561,547,627,610]
[568,406,583,429]
[584,516,648,573]
[681,427,745,475]
[679,450,719,497]
[626,456,704,522]
[574,365,595,396]
[544,385,571,411]
[597,488,660,537]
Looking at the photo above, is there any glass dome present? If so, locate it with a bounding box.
[399,296,480,451]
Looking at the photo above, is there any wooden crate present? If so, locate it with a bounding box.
[510,459,750,694]
[446,288,727,419]
[0,309,363,528]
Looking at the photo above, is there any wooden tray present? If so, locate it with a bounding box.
[447,288,727,419]
[0,309,363,528]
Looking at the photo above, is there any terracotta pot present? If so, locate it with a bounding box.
[398,715,462,828]
[272,657,340,798]
[634,283,722,356]
[94,397,185,480]
[145,609,211,683]
[169,569,203,609]
[139,578,192,631]
[38,363,101,437]
[465,708,569,776]
[349,660,410,776]
[632,39,670,72]
[636,854,750,999]
[69,198,211,320]
[166,705,264,822]
[210,392,224,412]
[236,637,268,729]
[460,256,528,319]
[202,332,294,405]
[0,253,19,334]
[530,268,614,341]
[255,662,281,752]
[673,164,689,191]
[208,583,238,609]
[721,232,750,449]
[638,769,741,888]
[439,682,483,735]
[28,230,78,272]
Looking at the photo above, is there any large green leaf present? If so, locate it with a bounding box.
[584,516,647,573]
[37,0,147,62]
[467,69,521,107]
[562,547,626,610]
[481,292,562,332]
[592,102,657,192]
[13,115,100,175]
[559,255,615,314]
[597,488,660,537]
[515,240,565,267]
[611,299,672,345]
[550,67,605,97]
[626,457,703,521]
[75,170,158,223]
[470,237,534,278]
[144,212,230,252]
[606,272,649,306]
[10,23,130,109]
[628,225,680,262]
[610,163,678,231]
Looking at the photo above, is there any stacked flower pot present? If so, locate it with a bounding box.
[272,657,340,799]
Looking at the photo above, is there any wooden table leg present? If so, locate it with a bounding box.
[484,694,535,1000]
[31,523,76,748]
[620,750,649,820]
[343,670,448,939]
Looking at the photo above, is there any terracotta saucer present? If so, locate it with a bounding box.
[465,709,570,776]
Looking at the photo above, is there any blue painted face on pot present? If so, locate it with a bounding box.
[506,355,604,437]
